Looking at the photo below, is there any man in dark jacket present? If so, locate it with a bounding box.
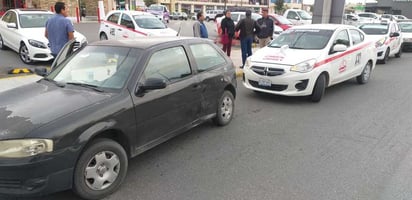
[220,10,235,57]
[235,10,260,68]
[257,8,273,48]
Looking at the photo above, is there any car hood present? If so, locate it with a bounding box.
[0,82,111,140]
[250,46,322,65]
[20,28,87,44]
[364,34,387,42]
[402,32,412,39]
[145,28,178,36]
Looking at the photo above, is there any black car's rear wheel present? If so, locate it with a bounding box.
[213,90,235,126]
[73,138,128,200]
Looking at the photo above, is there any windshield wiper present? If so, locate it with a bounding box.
[41,77,66,87]
[66,82,104,92]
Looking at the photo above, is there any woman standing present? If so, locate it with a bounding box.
[220,10,235,57]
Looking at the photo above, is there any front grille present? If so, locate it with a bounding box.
[249,80,287,91]
[0,179,22,189]
[34,54,48,58]
[251,66,284,76]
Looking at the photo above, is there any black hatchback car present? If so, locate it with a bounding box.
[0,37,237,199]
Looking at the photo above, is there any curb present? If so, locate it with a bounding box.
[236,69,243,78]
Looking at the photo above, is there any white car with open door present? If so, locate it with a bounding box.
[243,24,377,102]
[99,10,177,40]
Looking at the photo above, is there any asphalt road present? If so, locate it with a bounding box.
[2,21,412,200]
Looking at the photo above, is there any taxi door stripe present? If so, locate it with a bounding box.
[314,42,372,68]
[103,20,148,36]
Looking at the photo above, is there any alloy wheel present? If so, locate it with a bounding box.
[84,151,120,191]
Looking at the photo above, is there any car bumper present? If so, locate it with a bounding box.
[376,45,388,60]
[242,66,316,96]
[0,147,78,197]
[403,41,412,50]
[27,45,54,62]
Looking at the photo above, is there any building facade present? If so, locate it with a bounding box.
[366,0,412,18]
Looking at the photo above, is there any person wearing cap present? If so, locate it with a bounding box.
[256,8,273,48]
[235,10,260,68]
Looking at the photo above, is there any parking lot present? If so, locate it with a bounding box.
[2,20,412,200]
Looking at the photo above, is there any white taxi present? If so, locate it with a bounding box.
[359,21,403,64]
[243,24,377,102]
[399,22,412,51]
[0,9,87,64]
[99,10,177,40]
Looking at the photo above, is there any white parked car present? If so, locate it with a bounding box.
[283,9,312,25]
[357,12,381,24]
[0,9,87,64]
[399,22,412,51]
[243,24,377,102]
[99,10,177,40]
[359,21,403,64]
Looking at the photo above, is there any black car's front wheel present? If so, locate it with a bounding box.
[213,90,235,126]
[73,138,128,200]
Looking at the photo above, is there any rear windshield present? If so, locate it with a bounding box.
[359,24,388,35]
[269,29,333,50]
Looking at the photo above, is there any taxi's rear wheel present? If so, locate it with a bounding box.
[100,33,108,40]
[73,138,128,200]
[213,90,235,126]
[310,74,326,102]
[356,61,372,84]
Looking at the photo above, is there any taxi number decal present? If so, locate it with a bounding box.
[355,53,361,65]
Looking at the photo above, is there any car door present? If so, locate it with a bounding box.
[328,29,353,84]
[1,11,19,50]
[286,11,299,25]
[188,43,229,116]
[390,23,402,54]
[117,13,135,39]
[50,39,76,70]
[132,45,202,147]
[102,12,120,40]
[0,11,12,47]
[348,29,366,77]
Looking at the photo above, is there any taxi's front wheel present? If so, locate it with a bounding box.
[310,74,326,102]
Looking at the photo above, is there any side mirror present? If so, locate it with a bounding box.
[34,67,49,77]
[7,23,17,29]
[390,32,400,37]
[140,78,167,91]
[126,23,134,29]
[332,44,347,53]
[294,16,300,20]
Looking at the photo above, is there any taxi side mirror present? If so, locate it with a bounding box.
[390,32,400,37]
[331,44,347,53]
[294,16,300,20]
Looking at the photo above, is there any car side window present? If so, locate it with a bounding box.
[349,29,364,45]
[144,46,192,83]
[8,12,17,24]
[287,11,297,19]
[120,14,134,29]
[333,30,350,47]
[190,43,226,72]
[2,12,12,23]
[107,13,120,24]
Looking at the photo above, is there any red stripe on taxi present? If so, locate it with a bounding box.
[314,42,372,68]
[103,21,148,36]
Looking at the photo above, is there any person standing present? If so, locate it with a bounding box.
[193,11,208,38]
[45,2,74,58]
[220,10,235,57]
[256,8,273,48]
[235,10,260,68]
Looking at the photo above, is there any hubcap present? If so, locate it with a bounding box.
[20,45,30,63]
[84,151,120,191]
[363,64,371,81]
[220,95,233,121]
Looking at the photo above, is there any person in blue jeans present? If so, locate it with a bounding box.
[235,10,260,68]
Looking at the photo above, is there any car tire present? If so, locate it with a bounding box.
[213,90,235,126]
[19,43,32,64]
[73,138,128,200]
[100,33,108,40]
[356,61,372,84]
[310,74,326,102]
[379,48,390,64]
[395,45,402,58]
[0,34,7,50]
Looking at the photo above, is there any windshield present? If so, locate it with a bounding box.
[399,23,412,33]
[268,29,333,50]
[19,13,53,28]
[359,24,388,35]
[48,46,138,90]
[297,10,312,20]
[148,6,163,11]
[275,15,292,24]
[134,15,166,29]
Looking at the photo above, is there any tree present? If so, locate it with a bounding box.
[144,0,156,7]
[275,0,285,14]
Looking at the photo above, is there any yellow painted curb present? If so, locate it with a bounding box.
[236,69,243,78]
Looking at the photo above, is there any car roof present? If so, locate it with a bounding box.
[91,37,203,49]
[9,8,53,14]
[290,24,354,30]
[107,10,152,16]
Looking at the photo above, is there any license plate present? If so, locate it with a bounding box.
[258,78,271,87]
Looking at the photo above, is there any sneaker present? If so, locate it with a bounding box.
[240,65,244,69]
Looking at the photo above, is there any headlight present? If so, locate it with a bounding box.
[28,39,47,49]
[375,37,386,48]
[290,59,317,73]
[0,139,53,158]
[244,58,252,69]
